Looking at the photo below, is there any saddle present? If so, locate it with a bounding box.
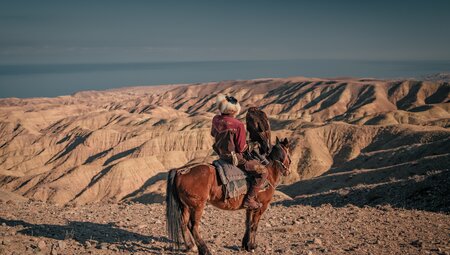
[212,157,270,199]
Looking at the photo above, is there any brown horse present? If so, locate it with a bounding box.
[166,137,292,255]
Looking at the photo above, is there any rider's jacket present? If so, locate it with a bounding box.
[211,114,247,157]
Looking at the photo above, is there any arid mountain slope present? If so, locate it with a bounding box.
[0,77,449,205]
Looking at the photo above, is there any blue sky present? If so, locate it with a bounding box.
[1,0,450,64]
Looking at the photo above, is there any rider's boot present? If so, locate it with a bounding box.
[243,172,267,210]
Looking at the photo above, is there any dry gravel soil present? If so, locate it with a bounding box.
[0,201,449,255]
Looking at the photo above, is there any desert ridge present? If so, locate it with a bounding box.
[0,76,449,207]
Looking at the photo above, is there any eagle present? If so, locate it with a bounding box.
[246,107,271,155]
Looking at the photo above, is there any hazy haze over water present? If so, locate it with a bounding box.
[0,59,449,98]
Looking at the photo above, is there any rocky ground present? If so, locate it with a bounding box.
[0,200,448,255]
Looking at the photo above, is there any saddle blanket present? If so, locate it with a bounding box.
[212,159,269,199]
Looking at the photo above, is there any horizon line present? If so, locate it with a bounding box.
[1,58,450,67]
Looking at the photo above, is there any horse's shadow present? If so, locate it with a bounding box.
[0,217,171,253]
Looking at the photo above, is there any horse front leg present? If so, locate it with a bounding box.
[242,209,253,250]
[189,205,212,255]
[244,204,268,252]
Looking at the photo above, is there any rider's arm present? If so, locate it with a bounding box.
[211,125,216,137]
[235,122,248,153]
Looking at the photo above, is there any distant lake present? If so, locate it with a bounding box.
[0,59,449,98]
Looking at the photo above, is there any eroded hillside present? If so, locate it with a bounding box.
[0,77,449,205]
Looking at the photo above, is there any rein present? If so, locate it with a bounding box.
[275,159,289,174]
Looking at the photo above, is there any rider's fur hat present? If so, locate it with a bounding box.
[216,94,241,116]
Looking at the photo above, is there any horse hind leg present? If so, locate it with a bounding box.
[189,204,211,255]
[181,206,196,252]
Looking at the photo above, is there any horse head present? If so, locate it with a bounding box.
[269,137,292,176]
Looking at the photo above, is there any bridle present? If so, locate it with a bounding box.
[274,145,291,176]
[266,144,291,189]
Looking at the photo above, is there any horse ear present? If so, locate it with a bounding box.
[279,137,290,150]
[275,136,280,144]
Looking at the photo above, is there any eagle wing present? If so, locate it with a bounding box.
[246,107,271,155]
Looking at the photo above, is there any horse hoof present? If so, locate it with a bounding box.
[198,246,212,255]
[244,243,257,252]
[185,245,197,253]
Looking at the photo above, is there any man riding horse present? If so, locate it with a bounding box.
[166,95,290,254]
[210,94,267,209]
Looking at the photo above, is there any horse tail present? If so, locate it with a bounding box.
[165,169,183,248]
